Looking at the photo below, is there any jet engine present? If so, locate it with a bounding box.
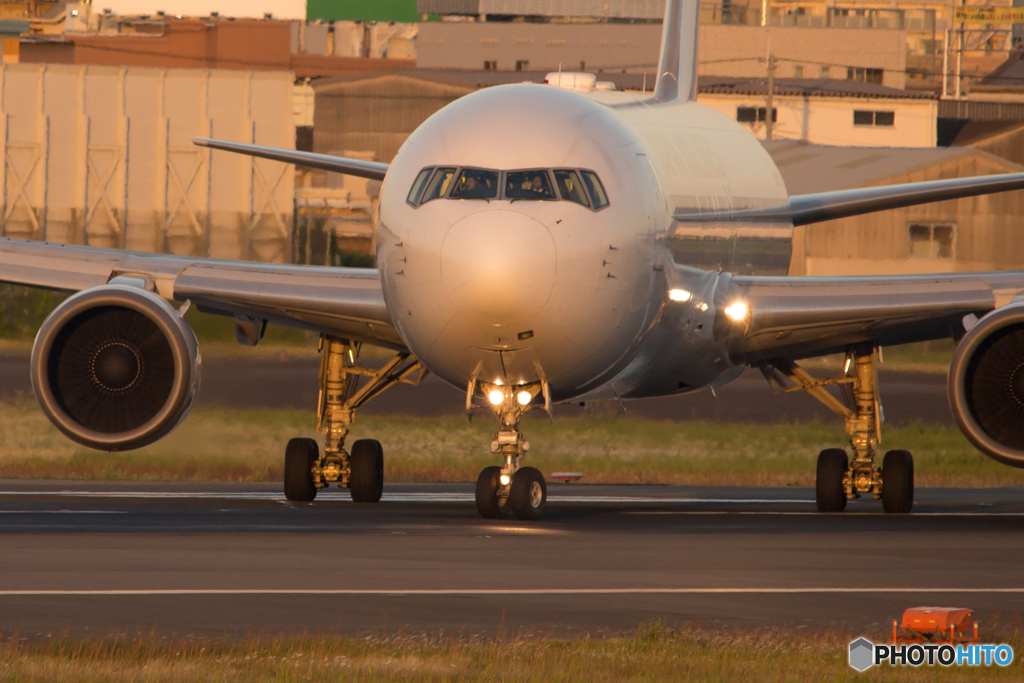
[30,285,201,451]
[949,302,1024,467]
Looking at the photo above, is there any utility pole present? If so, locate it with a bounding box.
[765,53,776,140]
[955,0,963,99]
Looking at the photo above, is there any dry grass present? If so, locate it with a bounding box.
[0,625,1019,682]
[0,400,1023,487]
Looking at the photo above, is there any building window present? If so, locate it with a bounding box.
[793,65,804,78]
[515,60,529,71]
[909,224,955,259]
[484,60,496,71]
[847,67,884,84]
[853,110,895,126]
[821,65,831,78]
[736,106,777,123]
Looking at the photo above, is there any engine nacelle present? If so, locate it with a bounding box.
[30,285,201,451]
[949,302,1024,467]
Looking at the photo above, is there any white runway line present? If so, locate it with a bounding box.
[628,511,1024,516]
[0,510,124,514]
[1,587,1023,597]
[0,491,814,505]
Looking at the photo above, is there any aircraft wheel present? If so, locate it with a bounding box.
[509,466,547,520]
[284,437,318,502]
[475,466,509,519]
[881,450,914,514]
[350,439,384,503]
[815,448,848,512]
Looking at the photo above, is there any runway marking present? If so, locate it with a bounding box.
[628,511,1024,516]
[1,587,1024,597]
[0,491,814,505]
[0,510,124,514]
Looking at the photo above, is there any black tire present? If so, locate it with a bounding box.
[509,466,547,520]
[815,448,848,512]
[284,437,318,502]
[882,450,914,514]
[475,466,509,519]
[350,439,384,503]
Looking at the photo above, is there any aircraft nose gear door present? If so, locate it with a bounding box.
[470,377,551,520]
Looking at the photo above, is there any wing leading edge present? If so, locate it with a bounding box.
[674,171,1024,227]
[714,270,1024,364]
[193,138,389,181]
[0,238,405,350]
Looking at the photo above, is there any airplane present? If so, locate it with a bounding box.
[4,0,1024,520]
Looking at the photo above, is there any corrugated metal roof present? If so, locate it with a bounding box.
[760,140,994,194]
[315,69,936,101]
[417,0,665,18]
[701,77,937,100]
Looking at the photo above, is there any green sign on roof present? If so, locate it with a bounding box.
[307,0,424,22]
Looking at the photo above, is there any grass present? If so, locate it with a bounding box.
[1,400,1022,487]
[0,624,1019,682]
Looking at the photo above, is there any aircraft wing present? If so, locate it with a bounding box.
[715,270,1024,364]
[674,171,1024,226]
[193,138,389,180]
[0,237,405,350]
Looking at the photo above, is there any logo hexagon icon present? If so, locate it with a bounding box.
[848,637,875,672]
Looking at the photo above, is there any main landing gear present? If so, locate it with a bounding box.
[761,343,913,514]
[471,379,550,520]
[283,335,426,503]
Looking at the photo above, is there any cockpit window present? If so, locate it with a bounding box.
[421,167,457,203]
[581,170,609,210]
[505,170,556,200]
[450,168,499,199]
[553,170,590,207]
[406,167,433,206]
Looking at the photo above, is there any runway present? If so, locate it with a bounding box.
[2,481,1023,639]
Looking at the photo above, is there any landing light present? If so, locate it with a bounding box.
[724,301,749,322]
[489,390,505,405]
[517,390,532,406]
[500,474,511,486]
[668,288,692,302]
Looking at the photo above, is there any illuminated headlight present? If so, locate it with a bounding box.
[724,301,749,322]
[668,288,692,302]
[499,474,511,486]
[517,390,532,406]
[488,390,505,405]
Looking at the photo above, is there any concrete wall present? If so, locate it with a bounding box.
[700,94,937,147]
[97,1,306,19]
[0,64,294,262]
[417,22,907,88]
[700,25,906,89]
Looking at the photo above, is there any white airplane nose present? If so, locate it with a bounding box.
[440,210,556,324]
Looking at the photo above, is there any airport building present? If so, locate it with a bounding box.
[0,63,295,262]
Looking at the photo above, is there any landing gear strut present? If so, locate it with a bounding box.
[762,343,913,514]
[283,335,426,503]
[471,379,549,520]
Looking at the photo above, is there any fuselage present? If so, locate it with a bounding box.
[376,83,790,402]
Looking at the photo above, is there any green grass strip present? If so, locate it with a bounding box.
[1,401,1023,487]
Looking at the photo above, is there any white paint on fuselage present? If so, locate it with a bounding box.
[377,84,789,401]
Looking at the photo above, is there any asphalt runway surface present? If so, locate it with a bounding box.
[0,350,953,424]
[2,481,1024,639]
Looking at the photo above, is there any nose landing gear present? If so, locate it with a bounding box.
[472,380,549,519]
